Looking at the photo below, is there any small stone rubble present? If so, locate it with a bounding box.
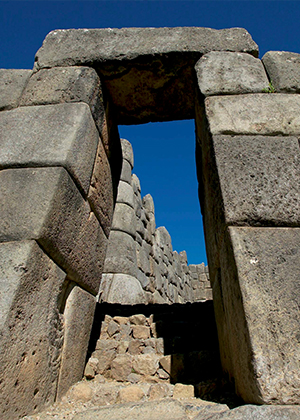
[101,138,212,306]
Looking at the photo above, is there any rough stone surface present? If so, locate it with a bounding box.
[118,386,145,403]
[120,138,134,167]
[262,51,300,93]
[111,202,136,237]
[217,227,300,404]
[196,51,269,96]
[35,28,257,124]
[110,355,132,381]
[204,94,300,136]
[205,405,300,419]
[0,240,66,420]
[211,135,300,226]
[0,103,99,195]
[103,231,138,278]
[0,69,31,110]
[20,66,105,130]
[173,383,195,399]
[88,137,114,237]
[116,180,135,208]
[106,274,147,305]
[0,167,107,295]
[56,284,96,399]
[132,354,159,376]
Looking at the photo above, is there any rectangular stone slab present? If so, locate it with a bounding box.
[0,167,107,295]
[56,283,96,399]
[20,66,106,133]
[262,51,300,93]
[217,226,300,404]
[0,240,66,419]
[0,103,99,195]
[212,135,300,226]
[34,28,257,124]
[35,27,258,69]
[205,94,300,135]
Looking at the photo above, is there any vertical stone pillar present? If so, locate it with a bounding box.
[195,52,300,404]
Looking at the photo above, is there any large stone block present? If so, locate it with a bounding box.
[56,283,96,399]
[0,103,99,195]
[196,51,269,96]
[103,230,138,277]
[88,137,114,237]
[216,226,300,404]
[35,27,258,69]
[35,28,257,124]
[205,94,300,136]
[0,69,31,110]
[20,66,105,130]
[212,135,300,226]
[0,167,107,295]
[262,51,300,93]
[111,202,137,237]
[121,138,134,167]
[106,274,147,305]
[116,180,135,208]
[0,240,66,419]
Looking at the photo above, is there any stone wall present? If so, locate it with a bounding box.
[100,138,211,306]
[0,67,121,419]
[2,25,300,419]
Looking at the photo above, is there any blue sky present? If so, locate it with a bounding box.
[1,1,300,265]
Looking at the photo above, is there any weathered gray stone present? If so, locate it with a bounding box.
[116,180,135,208]
[111,202,136,237]
[56,284,96,399]
[0,240,66,419]
[142,194,155,214]
[0,103,99,195]
[20,66,105,130]
[205,404,300,419]
[137,241,151,275]
[88,137,114,238]
[155,226,172,251]
[131,174,141,194]
[121,138,134,167]
[136,268,150,290]
[216,226,300,404]
[106,274,147,305]
[262,51,300,93]
[0,69,31,110]
[205,94,300,135]
[72,398,189,420]
[120,159,132,184]
[0,167,107,295]
[196,51,268,96]
[35,28,257,124]
[103,230,138,278]
[212,135,300,226]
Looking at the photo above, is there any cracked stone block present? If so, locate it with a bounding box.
[216,226,300,404]
[20,66,106,131]
[0,167,107,295]
[0,103,99,195]
[121,138,134,167]
[204,94,300,136]
[0,240,66,419]
[196,51,269,96]
[0,69,32,111]
[103,230,138,278]
[56,283,96,399]
[262,51,300,93]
